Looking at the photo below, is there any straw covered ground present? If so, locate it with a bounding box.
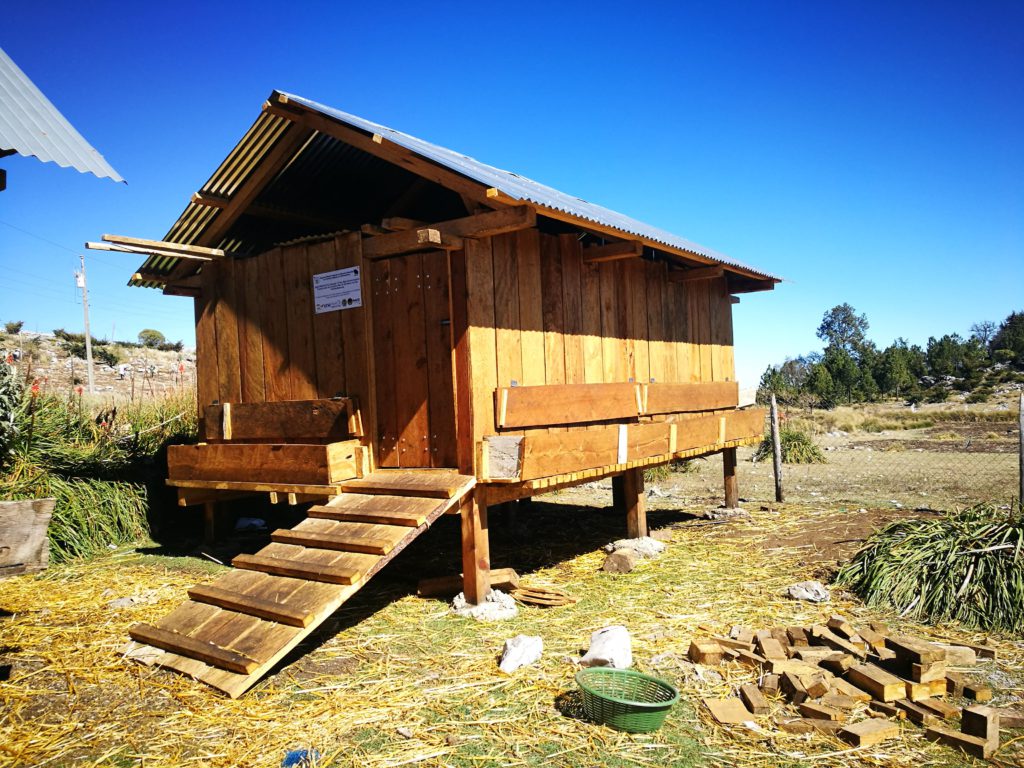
[1,487,1022,768]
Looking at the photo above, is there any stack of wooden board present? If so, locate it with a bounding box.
[124,470,475,697]
[692,615,1021,758]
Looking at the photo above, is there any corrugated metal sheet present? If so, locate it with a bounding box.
[0,46,123,183]
[281,92,775,280]
[132,91,778,287]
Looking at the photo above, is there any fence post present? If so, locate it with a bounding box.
[770,394,784,503]
[1019,392,1023,507]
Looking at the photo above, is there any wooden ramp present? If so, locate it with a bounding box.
[124,470,474,697]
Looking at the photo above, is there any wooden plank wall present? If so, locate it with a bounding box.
[464,231,736,465]
[193,233,371,415]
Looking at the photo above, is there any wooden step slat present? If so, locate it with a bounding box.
[270,528,395,556]
[339,471,471,499]
[308,504,428,527]
[187,584,316,628]
[129,622,260,674]
[232,553,360,584]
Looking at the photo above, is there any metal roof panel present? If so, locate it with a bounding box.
[0,46,124,183]
[279,92,775,280]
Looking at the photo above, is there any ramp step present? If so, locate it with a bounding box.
[129,622,260,674]
[187,584,316,627]
[271,528,396,556]
[308,504,428,527]
[340,470,467,498]
[232,553,362,584]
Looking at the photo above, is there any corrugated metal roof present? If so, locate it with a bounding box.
[132,91,778,288]
[0,46,124,183]
[280,92,775,280]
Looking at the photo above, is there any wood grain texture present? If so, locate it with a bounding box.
[308,239,347,398]
[259,248,292,402]
[422,250,457,467]
[492,232,523,388]
[282,244,318,399]
[237,257,266,402]
[167,441,358,485]
[516,229,545,387]
[559,234,584,385]
[214,257,242,404]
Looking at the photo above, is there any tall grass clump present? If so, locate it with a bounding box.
[752,425,826,464]
[0,371,197,563]
[836,502,1024,633]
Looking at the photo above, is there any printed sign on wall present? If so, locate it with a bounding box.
[312,266,362,313]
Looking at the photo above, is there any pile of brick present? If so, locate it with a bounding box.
[690,615,1021,759]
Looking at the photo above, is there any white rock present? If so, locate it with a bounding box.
[498,634,543,673]
[451,589,518,621]
[784,580,831,603]
[604,537,666,558]
[579,625,632,669]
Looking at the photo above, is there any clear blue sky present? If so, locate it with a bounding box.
[2,1,1021,388]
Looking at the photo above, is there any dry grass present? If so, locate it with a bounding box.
[1,494,1021,768]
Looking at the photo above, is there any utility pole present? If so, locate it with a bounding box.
[75,254,95,395]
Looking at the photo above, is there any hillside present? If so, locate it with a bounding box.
[0,330,195,402]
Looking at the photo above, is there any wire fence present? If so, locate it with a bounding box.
[661,398,1022,512]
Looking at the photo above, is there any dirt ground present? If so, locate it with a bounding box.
[1,485,1022,768]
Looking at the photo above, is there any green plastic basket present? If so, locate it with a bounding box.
[575,667,679,733]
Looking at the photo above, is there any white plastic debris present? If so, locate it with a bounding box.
[604,537,666,559]
[498,634,544,673]
[579,625,632,669]
[451,589,518,621]
[785,580,831,603]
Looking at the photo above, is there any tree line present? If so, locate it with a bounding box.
[758,304,1024,408]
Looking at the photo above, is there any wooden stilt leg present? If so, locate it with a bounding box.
[202,501,217,546]
[622,468,647,538]
[461,490,490,605]
[723,447,739,509]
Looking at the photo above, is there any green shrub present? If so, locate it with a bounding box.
[0,387,197,562]
[753,425,826,464]
[836,503,1024,633]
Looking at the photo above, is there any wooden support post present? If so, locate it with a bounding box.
[723,447,739,509]
[622,468,648,538]
[1018,393,1023,507]
[770,393,784,502]
[461,490,491,605]
[202,501,218,546]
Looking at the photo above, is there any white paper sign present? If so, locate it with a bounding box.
[312,266,362,313]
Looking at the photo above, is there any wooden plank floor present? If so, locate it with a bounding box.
[124,470,475,697]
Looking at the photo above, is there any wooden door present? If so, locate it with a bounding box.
[371,251,457,468]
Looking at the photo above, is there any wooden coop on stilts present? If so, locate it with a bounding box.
[98,91,778,696]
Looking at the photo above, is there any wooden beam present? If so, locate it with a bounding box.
[379,216,424,232]
[162,121,315,290]
[128,623,260,674]
[380,205,536,242]
[192,193,342,230]
[102,233,225,258]
[461,492,490,604]
[362,227,463,260]
[87,241,216,263]
[204,398,358,442]
[669,265,725,283]
[644,381,739,414]
[582,240,643,264]
[266,97,498,209]
[496,383,641,428]
[622,467,647,538]
[723,447,738,508]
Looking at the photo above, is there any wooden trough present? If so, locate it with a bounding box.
[106,90,779,695]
